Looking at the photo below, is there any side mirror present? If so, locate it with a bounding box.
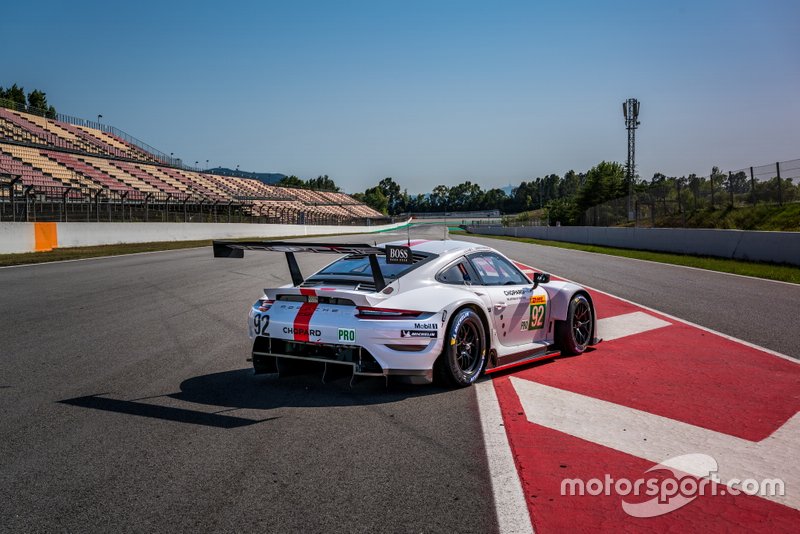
[532,272,550,288]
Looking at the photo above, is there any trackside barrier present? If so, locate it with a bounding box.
[0,219,410,255]
[465,225,800,267]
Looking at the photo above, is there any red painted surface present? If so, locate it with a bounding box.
[293,289,318,342]
[492,268,800,531]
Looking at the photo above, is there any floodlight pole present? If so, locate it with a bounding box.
[622,98,640,221]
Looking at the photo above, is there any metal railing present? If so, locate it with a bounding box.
[0,177,390,226]
[581,159,799,228]
[0,97,180,167]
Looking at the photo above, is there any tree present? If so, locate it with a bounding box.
[429,185,449,211]
[306,174,339,191]
[0,84,27,109]
[0,85,56,117]
[448,181,483,211]
[482,188,507,211]
[688,173,701,210]
[378,177,401,215]
[559,170,581,199]
[545,197,578,225]
[710,166,726,208]
[675,176,687,213]
[727,171,749,195]
[575,161,625,213]
[278,175,307,189]
[362,186,388,215]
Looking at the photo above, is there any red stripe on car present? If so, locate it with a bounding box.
[293,302,319,342]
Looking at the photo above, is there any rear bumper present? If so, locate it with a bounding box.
[251,340,434,384]
[248,305,444,379]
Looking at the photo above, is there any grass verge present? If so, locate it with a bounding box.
[0,232,376,268]
[451,230,800,284]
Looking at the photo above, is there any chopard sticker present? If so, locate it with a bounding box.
[283,326,322,337]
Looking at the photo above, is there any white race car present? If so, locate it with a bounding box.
[213,239,598,387]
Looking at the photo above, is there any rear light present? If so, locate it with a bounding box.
[355,306,423,319]
[255,299,273,312]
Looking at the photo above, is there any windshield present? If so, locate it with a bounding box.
[316,254,418,279]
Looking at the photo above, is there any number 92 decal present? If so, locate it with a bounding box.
[253,313,269,335]
[528,303,546,330]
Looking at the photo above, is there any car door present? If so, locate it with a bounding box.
[467,252,549,347]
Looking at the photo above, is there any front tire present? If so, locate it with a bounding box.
[435,308,487,388]
[555,294,593,355]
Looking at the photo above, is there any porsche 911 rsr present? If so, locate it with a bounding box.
[213,239,599,387]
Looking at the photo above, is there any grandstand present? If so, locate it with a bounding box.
[0,102,384,223]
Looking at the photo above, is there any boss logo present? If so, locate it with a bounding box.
[385,245,413,264]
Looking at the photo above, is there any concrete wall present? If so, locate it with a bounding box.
[465,225,800,266]
[0,219,409,255]
[0,222,36,254]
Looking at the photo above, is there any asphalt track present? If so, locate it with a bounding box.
[1,224,797,532]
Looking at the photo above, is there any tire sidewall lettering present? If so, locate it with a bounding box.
[448,309,484,384]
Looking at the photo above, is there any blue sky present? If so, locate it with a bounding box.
[2,0,798,193]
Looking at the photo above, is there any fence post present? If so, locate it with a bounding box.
[750,166,756,206]
[710,174,715,209]
[10,177,19,222]
[776,162,783,206]
[728,171,733,206]
[62,188,71,222]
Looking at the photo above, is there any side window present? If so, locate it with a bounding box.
[437,259,474,285]
[468,253,528,286]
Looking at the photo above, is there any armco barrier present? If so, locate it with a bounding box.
[465,225,800,266]
[0,220,410,255]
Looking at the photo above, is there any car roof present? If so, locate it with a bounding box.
[382,239,491,255]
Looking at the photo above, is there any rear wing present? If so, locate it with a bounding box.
[212,240,393,290]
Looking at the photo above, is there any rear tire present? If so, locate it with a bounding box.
[555,294,593,355]
[435,308,487,388]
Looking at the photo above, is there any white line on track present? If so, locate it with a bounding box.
[511,377,800,510]
[509,253,799,364]
[476,379,535,534]
[596,311,671,341]
[477,255,798,532]
[580,282,800,364]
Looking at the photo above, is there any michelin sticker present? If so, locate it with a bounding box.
[401,330,437,339]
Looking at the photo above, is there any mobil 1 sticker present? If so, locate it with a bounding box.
[401,329,438,338]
